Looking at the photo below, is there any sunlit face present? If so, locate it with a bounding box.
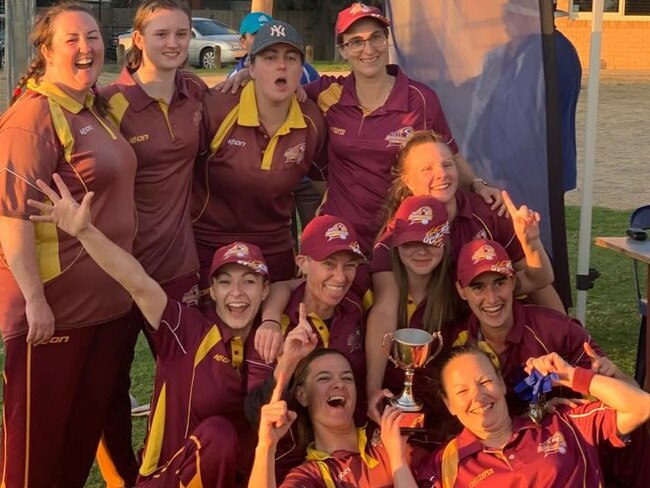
[210,263,269,332]
[402,142,459,205]
[296,353,357,429]
[442,352,509,439]
[338,18,389,79]
[133,8,191,72]
[456,272,516,332]
[297,251,359,315]
[250,43,303,105]
[42,11,104,102]
[397,241,445,278]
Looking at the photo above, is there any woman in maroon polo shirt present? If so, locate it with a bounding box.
[0,4,137,487]
[249,348,426,487]
[366,129,563,424]
[98,1,208,481]
[27,175,273,488]
[412,346,650,488]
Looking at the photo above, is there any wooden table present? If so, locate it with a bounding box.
[595,236,650,390]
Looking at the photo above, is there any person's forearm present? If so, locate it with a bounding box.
[262,279,302,321]
[366,305,394,395]
[392,464,419,488]
[453,153,478,188]
[568,367,650,435]
[0,217,47,303]
[516,238,554,293]
[75,223,165,328]
[248,444,277,488]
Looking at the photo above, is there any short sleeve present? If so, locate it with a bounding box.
[370,232,393,274]
[0,126,60,218]
[152,297,206,360]
[565,402,627,448]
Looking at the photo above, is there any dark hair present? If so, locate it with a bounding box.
[124,0,192,71]
[435,345,501,399]
[377,131,453,241]
[11,0,108,114]
[391,244,457,335]
[292,348,352,448]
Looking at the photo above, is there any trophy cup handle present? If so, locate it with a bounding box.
[382,332,401,368]
[425,331,444,365]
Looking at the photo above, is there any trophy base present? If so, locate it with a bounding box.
[397,411,426,434]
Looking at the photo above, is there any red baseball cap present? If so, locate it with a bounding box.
[300,215,366,261]
[336,2,390,36]
[456,239,515,287]
[392,196,450,248]
[209,242,269,279]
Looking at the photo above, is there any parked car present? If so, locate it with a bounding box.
[115,17,245,69]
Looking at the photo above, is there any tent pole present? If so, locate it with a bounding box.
[575,0,604,323]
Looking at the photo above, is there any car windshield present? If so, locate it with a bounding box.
[193,19,237,36]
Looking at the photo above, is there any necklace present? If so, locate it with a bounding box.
[358,77,395,113]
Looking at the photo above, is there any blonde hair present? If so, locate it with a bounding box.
[124,0,192,71]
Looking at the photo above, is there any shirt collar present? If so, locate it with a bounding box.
[237,81,307,131]
[305,427,379,468]
[339,64,408,113]
[116,67,190,112]
[27,78,93,113]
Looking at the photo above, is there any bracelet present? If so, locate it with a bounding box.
[472,177,489,188]
[260,318,281,327]
[572,367,595,395]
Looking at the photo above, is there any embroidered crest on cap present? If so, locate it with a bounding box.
[238,259,269,275]
[224,243,250,258]
[471,244,497,264]
[325,223,349,241]
[350,3,372,15]
[423,222,450,246]
[270,24,286,37]
[408,206,434,225]
[491,260,514,275]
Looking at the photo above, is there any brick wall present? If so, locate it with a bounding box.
[556,0,650,69]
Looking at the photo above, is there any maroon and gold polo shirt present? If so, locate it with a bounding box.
[415,402,625,488]
[281,427,424,487]
[0,80,136,340]
[451,300,604,415]
[192,82,327,256]
[289,283,365,403]
[371,189,525,274]
[100,68,207,285]
[303,65,459,254]
[139,297,256,477]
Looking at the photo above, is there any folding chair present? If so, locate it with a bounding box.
[630,204,650,385]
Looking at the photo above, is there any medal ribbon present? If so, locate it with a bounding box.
[513,368,558,402]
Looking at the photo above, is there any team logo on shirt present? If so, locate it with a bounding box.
[79,125,94,135]
[224,243,250,258]
[422,222,450,246]
[537,432,567,457]
[193,106,203,128]
[347,328,362,352]
[325,223,349,241]
[470,468,495,487]
[129,134,149,144]
[331,126,346,136]
[408,206,434,225]
[283,143,306,165]
[384,126,414,147]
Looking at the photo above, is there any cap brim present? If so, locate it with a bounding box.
[337,13,390,35]
[251,40,305,57]
[304,245,366,262]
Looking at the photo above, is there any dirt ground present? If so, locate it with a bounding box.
[1,68,648,211]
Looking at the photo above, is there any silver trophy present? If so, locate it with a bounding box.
[382,329,444,413]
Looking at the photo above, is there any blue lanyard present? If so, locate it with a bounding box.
[514,368,558,402]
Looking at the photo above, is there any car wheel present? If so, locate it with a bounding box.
[200,47,221,69]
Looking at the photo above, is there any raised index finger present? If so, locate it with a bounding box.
[270,371,285,403]
[35,178,61,203]
[501,190,517,216]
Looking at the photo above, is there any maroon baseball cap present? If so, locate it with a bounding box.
[300,215,366,261]
[209,242,269,279]
[456,239,515,287]
[336,2,390,36]
[392,196,450,248]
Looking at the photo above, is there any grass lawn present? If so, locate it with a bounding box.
[0,205,644,486]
